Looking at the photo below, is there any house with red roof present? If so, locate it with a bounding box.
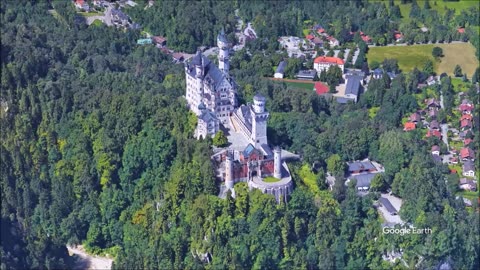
[394,31,403,42]
[460,119,472,131]
[426,129,442,139]
[460,147,475,161]
[464,138,473,147]
[459,100,474,114]
[461,114,473,121]
[361,35,372,43]
[457,28,465,34]
[314,82,329,95]
[74,0,90,11]
[306,34,314,41]
[313,56,344,73]
[404,122,416,131]
[317,28,326,35]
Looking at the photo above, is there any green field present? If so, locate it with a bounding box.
[283,81,315,91]
[367,43,479,76]
[372,0,479,23]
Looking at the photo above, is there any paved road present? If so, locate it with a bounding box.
[439,92,450,150]
[84,4,113,26]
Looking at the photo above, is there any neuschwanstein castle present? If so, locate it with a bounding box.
[184,29,294,203]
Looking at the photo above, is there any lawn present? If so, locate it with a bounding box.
[457,190,479,202]
[283,81,315,91]
[91,19,103,27]
[263,176,281,183]
[451,78,472,94]
[367,43,479,76]
[78,11,103,17]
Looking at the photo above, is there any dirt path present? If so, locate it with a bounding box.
[67,245,113,270]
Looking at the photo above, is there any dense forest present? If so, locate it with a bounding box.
[1,1,479,270]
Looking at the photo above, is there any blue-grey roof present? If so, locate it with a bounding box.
[345,75,362,96]
[463,160,475,171]
[432,154,442,163]
[198,102,206,111]
[261,144,273,157]
[236,105,252,132]
[351,173,376,188]
[217,28,228,43]
[199,110,217,123]
[373,68,383,75]
[243,144,256,157]
[387,72,397,79]
[187,52,226,88]
[348,161,376,172]
[112,9,128,20]
[297,70,316,77]
[253,93,265,101]
[276,61,287,74]
[336,97,352,104]
[379,197,397,214]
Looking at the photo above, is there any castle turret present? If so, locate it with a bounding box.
[217,28,230,74]
[251,94,269,147]
[274,147,282,179]
[225,151,234,190]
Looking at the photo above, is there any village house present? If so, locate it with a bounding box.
[460,147,475,162]
[432,154,442,163]
[449,157,459,165]
[459,100,474,114]
[312,37,323,47]
[428,109,438,119]
[152,36,167,47]
[372,68,383,80]
[342,72,363,103]
[425,98,441,110]
[460,119,472,131]
[426,76,438,86]
[429,120,440,131]
[459,178,476,191]
[347,160,377,175]
[393,31,403,42]
[274,61,287,79]
[404,122,416,131]
[431,145,440,155]
[313,56,344,73]
[461,114,473,121]
[464,138,473,147]
[327,36,339,47]
[74,0,90,11]
[409,112,421,123]
[426,129,441,139]
[462,161,475,177]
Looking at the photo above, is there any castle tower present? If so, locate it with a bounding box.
[225,151,234,190]
[251,94,269,147]
[273,147,282,179]
[195,51,204,115]
[217,28,230,74]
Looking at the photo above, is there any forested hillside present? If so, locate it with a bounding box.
[1,1,479,270]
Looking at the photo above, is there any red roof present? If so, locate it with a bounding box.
[306,34,314,40]
[314,56,344,65]
[461,114,473,121]
[404,122,416,131]
[460,119,472,128]
[361,35,371,42]
[76,0,85,5]
[464,138,473,146]
[459,103,474,112]
[426,130,441,138]
[317,28,325,34]
[460,147,474,159]
[450,169,457,174]
[458,28,465,33]
[314,82,329,95]
[394,33,403,40]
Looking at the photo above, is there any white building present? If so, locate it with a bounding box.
[274,61,287,79]
[313,56,344,74]
[231,94,269,149]
[185,29,237,137]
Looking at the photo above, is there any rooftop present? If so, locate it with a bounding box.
[314,56,344,65]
